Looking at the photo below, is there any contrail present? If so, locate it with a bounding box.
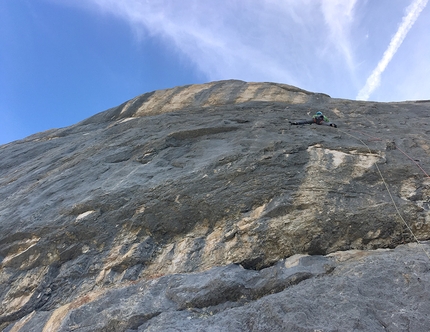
[356,0,428,100]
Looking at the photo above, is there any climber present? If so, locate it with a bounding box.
[290,111,337,128]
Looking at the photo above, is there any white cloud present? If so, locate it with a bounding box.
[320,0,358,71]
[81,1,291,82]
[356,0,429,101]
[65,0,360,91]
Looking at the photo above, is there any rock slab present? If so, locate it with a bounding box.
[1,80,430,330]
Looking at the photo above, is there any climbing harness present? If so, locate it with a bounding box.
[338,128,430,261]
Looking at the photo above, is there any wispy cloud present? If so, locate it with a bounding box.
[320,0,358,71]
[356,0,429,101]
[79,1,292,82]
[67,0,359,91]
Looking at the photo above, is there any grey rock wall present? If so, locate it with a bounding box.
[1,80,430,331]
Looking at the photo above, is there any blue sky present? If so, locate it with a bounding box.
[1,0,429,145]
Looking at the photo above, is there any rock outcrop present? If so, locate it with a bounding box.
[1,80,430,331]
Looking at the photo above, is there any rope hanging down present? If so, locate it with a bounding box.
[395,145,430,178]
[337,128,430,261]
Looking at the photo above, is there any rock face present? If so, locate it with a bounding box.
[1,80,430,331]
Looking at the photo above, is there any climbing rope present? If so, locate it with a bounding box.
[395,145,430,178]
[347,129,382,141]
[349,129,430,178]
[337,128,430,261]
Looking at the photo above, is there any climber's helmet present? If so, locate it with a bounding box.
[316,111,323,116]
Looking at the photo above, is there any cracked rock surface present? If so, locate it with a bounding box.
[1,80,430,331]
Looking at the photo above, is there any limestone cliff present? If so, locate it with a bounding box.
[1,80,430,331]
